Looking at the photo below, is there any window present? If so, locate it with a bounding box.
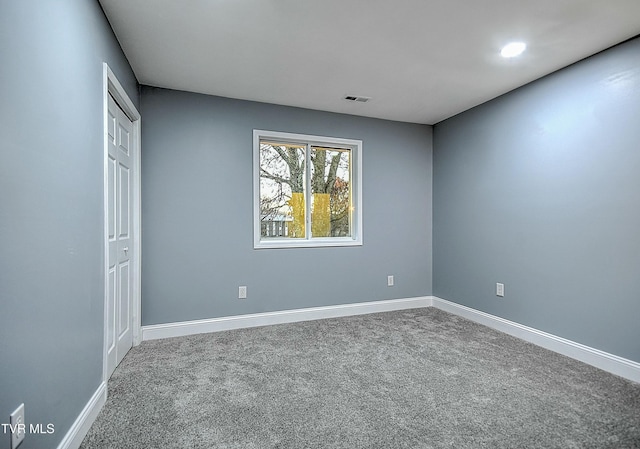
[253,130,362,249]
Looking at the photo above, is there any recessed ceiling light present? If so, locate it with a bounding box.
[501,42,526,58]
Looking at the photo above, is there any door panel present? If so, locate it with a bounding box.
[107,266,116,364]
[108,158,116,239]
[118,262,130,338]
[118,165,130,238]
[118,122,130,155]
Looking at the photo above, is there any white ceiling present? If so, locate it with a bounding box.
[99,0,640,125]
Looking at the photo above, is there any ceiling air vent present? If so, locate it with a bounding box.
[344,95,371,103]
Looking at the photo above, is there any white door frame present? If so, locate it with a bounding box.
[102,63,142,382]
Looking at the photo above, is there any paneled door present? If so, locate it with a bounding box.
[106,94,134,378]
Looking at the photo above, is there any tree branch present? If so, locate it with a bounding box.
[260,167,291,186]
[324,153,342,192]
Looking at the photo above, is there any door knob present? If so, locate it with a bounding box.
[123,247,129,253]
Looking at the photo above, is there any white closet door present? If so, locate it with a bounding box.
[106,94,134,378]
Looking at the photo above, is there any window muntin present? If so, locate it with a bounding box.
[254,130,362,248]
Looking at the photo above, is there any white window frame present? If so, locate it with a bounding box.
[253,129,363,249]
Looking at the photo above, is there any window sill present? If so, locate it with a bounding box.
[254,237,363,250]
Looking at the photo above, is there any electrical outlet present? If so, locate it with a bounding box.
[238,286,247,299]
[496,283,505,297]
[10,403,25,449]
[387,275,394,287]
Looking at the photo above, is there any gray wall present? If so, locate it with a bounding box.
[433,38,640,362]
[0,1,138,448]
[140,87,433,325]
[2,2,634,446]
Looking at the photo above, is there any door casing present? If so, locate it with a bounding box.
[102,63,141,382]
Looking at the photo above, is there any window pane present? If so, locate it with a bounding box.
[259,141,306,239]
[310,146,351,237]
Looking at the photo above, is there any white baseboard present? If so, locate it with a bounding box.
[431,297,640,383]
[56,382,106,449]
[142,297,431,341]
[142,295,639,382]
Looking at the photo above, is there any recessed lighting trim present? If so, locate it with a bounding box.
[501,42,526,58]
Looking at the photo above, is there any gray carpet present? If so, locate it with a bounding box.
[80,308,640,448]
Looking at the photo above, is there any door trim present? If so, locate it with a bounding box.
[102,63,142,383]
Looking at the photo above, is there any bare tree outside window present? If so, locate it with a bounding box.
[310,146,351,237]
[259,142,305,238]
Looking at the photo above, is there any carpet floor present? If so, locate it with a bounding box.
[80,308,640,448]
